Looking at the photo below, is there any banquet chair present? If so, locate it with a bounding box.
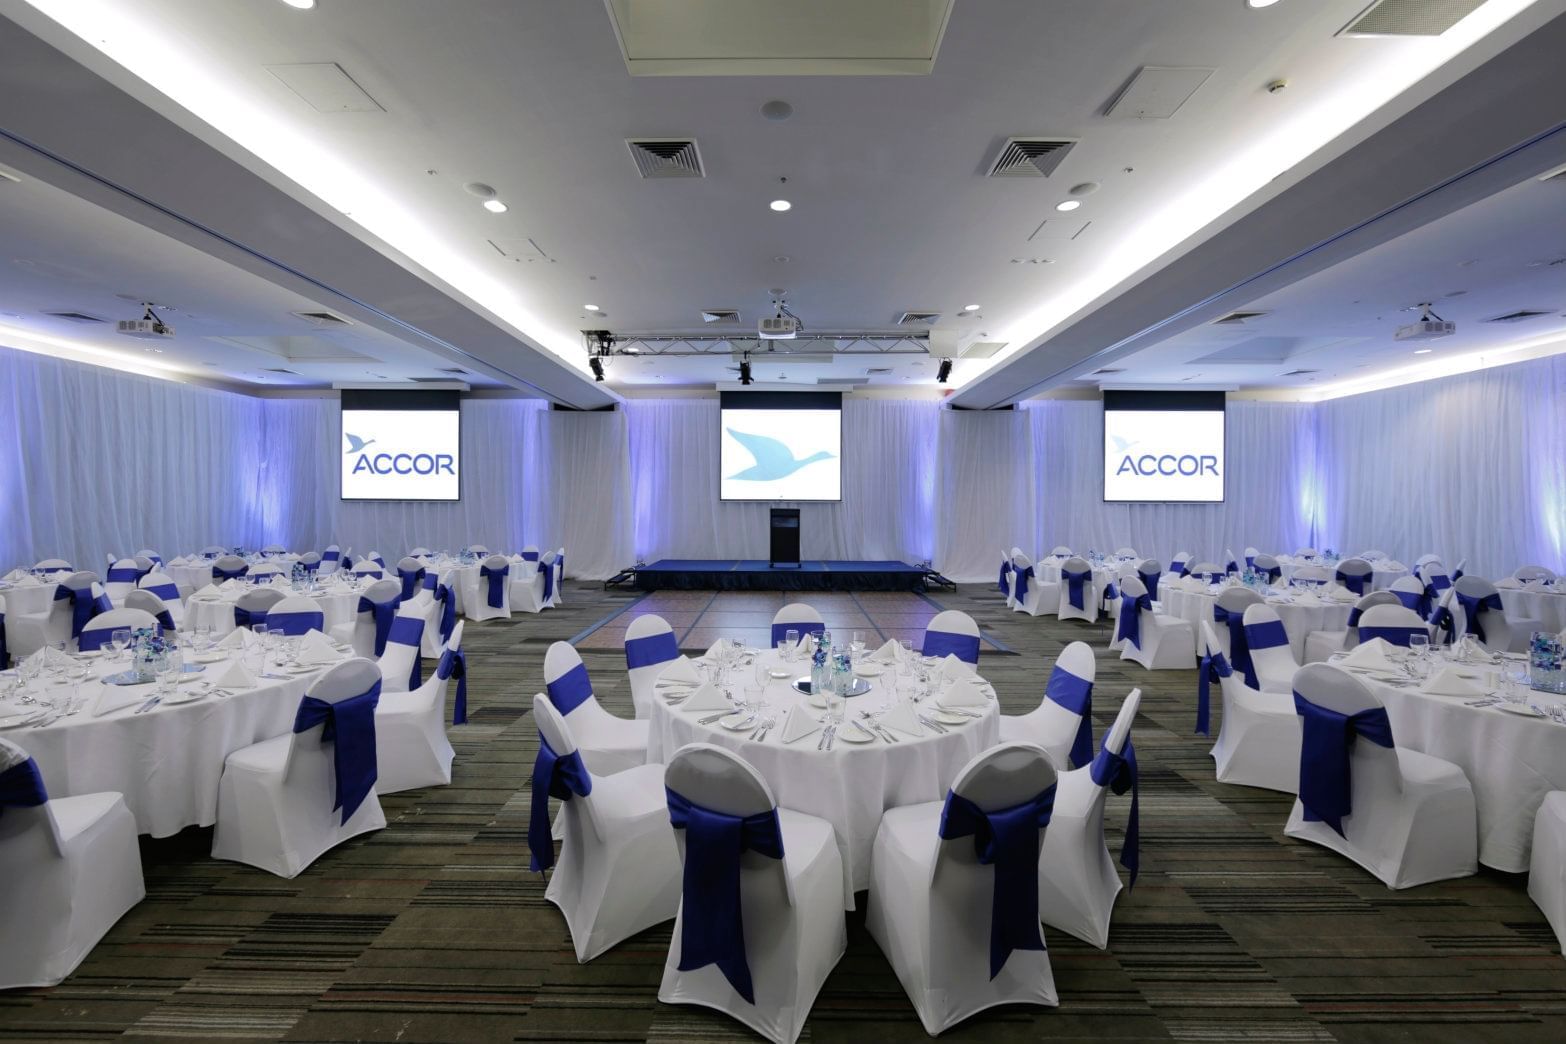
[1360,549,1387,562]
[998,548,1015,600]
[998,640,1096,769]
[1187,561,1225,583]
[1135,559,1163,602]
[1356,604,1432,647]
[1046,545,1070,558]
[351,560,385,580]
[1515,565,1558,582]
[468,554,512,622]
[136,569,184,622]
[1243,603,1299,694]
[1389,575,1427,612]
[377,606,426,693]
[78,608,161,651]
[1334,558,1374,596]
[1303,591,1399,663]
[1418,562,1453,606]
[542,642,649,775]
[1291,564,1333,586]
[297,551,322,575]
[466,544,490,555]
[531,694,680,963]
[248,561,286,583]
[1295,548,1320,560]
[661,743,844,1044]
[135,548,163,567]
[267,595,325,636]
[1284,664,1477,888]
[551,548,566,606]
[409,546,432,559]
[211,555,248,583]
[1452,558,1469,582]
[104,558,151,605]
[233,587,287,632]
[1528,792,1566,956]
[1056,557,1099,623]
[1252,553,1282,583]
[395,557,443,647]
[332,578,404,659]
[261,544,287,555]
[771,604,825,646]
[200,545,228,559]
[1243,546,1260,570]
[123,589,177,633]
[1200,622,1300,793]
[33,559,73,575]
[1445,575,1542,653]
[1169,551,1194,578]
[1038,688,1142,949]
[0,740,145,989]
[1112,577,1195,670]
[395,557,427,602]
[866,742,1058,1035]
[1114,546,1137,559]
[923,609,982,664]
[625,614,681,719]
[376,622,464,793]
[319,544,343,576]
[1211,586,1262,681]
[10,572,108,656]
[510,552,553,614]
[1009,553,1059,617]
[211,658,387,878]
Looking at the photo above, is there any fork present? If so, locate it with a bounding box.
[859,710,897,742]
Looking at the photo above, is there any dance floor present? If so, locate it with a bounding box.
[3,584,1563,1042]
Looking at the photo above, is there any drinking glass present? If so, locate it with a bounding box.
[850,631,867,659]
[110,628,132,663]
[898,638,913,659]
[785,628,800,660]
[743,685,763,719]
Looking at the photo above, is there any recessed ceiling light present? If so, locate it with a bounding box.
[769,199,792,212]
[1413,348,1433,355]
[963,304,981,312]
[279,0,317,8]
[584,304,600,312]
[1055,200,1082,212]
[482,199,508,213]
[1246,0,1283,8]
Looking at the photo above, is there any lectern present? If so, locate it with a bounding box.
[769,508,801,569]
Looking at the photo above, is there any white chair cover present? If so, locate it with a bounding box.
[1009,552,1058,617]
[509,553,550,615]
[922,609,982,664]
[465,554,513,621]
[1113,577,1196,671]
[998,641,1096,770]
[79,607,160,652]
[375,622,463,794]
[770,603,825,647]
[136,570,185,627]
[376,605,426,694]
[330,578,403,658]
[625,614,681,720]
[1528,792,1566,955]
[542,642,649,776]
[0,739,145,989]
[1056,556,1098,623]
[1303,591,1399,663]
[123,589,176,632]
[1199,621,1300,794]
[1243,603,1299,694]
[266,594,326,637]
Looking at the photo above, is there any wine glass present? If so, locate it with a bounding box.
[110,628,132,664]
[784,628,800,661]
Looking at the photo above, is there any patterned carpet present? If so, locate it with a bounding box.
[2,582,1564,1043]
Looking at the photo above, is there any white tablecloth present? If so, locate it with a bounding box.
[646,649,999,905]
[1500,587,1566,634]
[1163,583,1354,660]
[185,585,359,636]
[2,650,340,837]
[1341,653,1566,872]
[1276,556,1410,592]
[0,579,57,617]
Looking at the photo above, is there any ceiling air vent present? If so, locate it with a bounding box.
[1091,367,1126,376]
[1485,309,1554,324]
[1280,369,1320,378]
[438,366,468,374]
[263,367,300,375]
[291,310,352,327]
[1339,0,1488,37]
[42,310,106,323]
[700,309,740,323]
[866,367,893,375]
[1212,310,1268,325]
[627,138,704,179]
[987,138,1077,178]
[897,310,942,325]
[961,341,1008,360]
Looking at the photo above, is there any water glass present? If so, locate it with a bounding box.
[110,628,132,662]
[785,628,800,659]
[156,650,183,696]
[743,685,763,718]
[850,631,867,659]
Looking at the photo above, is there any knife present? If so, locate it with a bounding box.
[133,696,162,715]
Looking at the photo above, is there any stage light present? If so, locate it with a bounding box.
[937,358,953,383]
[589,356,605,381]
[739,357,753,385]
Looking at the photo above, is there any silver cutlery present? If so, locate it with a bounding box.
[817,725,831,750]
[133,696,162,715]
[917,714,947,734]
[699,710,736,725]
[859,711,897,742]
[849,718,879,742]
[824,725,837,751]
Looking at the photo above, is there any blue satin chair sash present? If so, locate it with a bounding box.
[387,615,424,689]
[922,629,981,665]
[268,611,324,636]
[938,785,1056,979]
[0,757,48,816]
[1062,568,1091,612]
[666,787,786,1004]
[106,565,150,585]
[528,735,592,872]
[232,606,268,631]
[1045,668,1094,768]
[1357,625,1424,647]
[1012,565,1034,605]
[625,631,680,670]
[0,609,7,669]
[1225,558,1240,575]
[521,550,541,562]
[1115,592,1151,649]
[398,567,427,602]
[1292,692,1394,836]
[480,564,508,609]
[1393,589,1424,612]
[1454,591,1503,643]
[540,560,555,603]
[213,564,248,582]
[79,622,161,652]
[998,559,1012,594]
[1137,570,1160,602]
[546,662,594,716]
[1336,569,1369,595]
[293,681,381,824]
[1259,564,1282,582]
[1245,555,1256,570]
[435,583,457,643]
[1211,604,1257,690]
[357,596,399,657]
[1244,618,1290,653]
[769,620,825,646]
[321,549,341,565]
[1089,740,1139,886]
[438,647,468,724]
[143,580,179,602]
[1196,649,1232,736]
[300,559,321,574]
[1176,560,1192,578]
[54,584,110,640]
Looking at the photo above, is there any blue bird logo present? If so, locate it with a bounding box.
[1109,434,1137,454]
[726,428,834,482]
[345,433,376,454]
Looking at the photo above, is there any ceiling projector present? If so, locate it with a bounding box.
[117,304,174,340]
[758,314,799,339]
[1394,303,1454,342]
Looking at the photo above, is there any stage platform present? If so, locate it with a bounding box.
[634,559,928,592]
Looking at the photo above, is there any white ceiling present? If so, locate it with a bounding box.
[2,0,1563,396]
[0,170,500,389]
[1084,170,1566,394]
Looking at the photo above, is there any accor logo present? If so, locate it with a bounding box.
[1115,453,1219,477]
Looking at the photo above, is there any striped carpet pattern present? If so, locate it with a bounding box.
[2,582,1564,1042]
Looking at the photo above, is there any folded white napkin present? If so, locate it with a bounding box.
[216,627,249,651]
[939,654,975,682]
[1422,666,1485,698]
[1382,561,1406,572]
[169,556,189,566]
[23,646,72,670]
[219,579,244,593]
[681,681,731,713]
[879,699,924,738]
[3,568,25,581]
[941,677,990,710]
[1342,638,1396,670]
[297,630,339,665]
[93,686,146,716]
[780,704,822,744]
[192,584,222,601]
[215,660,259,689]
[1496,577,1523,589]
[869,638,902,664]
[1327,585,1357,602]
[656,656,701,687]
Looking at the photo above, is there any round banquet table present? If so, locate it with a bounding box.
[1,648,342,837]
[645,649,1000,906]
[1500,586,1566,634]
[1163,582,1354,661]
[0,578,59,617]
[184,583,360,636]
[1276,555,1410,592]
[1035,558,1137,611]
[1331,650,1566,872]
